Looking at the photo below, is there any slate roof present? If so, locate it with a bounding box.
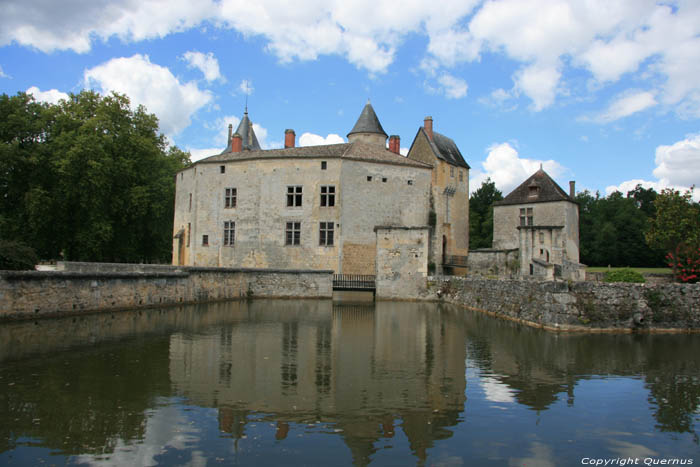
[347,101,387,138]
[221,111,261,153]
[495,168,574,206]
[199,141,431,169]
[408,127,470,169]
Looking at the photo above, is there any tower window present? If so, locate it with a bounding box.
[320,186,335,207]
[220,165,226,174]
[223,221,235,246]
[225,188,237,208]
[321,161,327,170]
[319,222,334,246]
[287,186,303,207]
[202,235,209,246]
[286,222,301,245]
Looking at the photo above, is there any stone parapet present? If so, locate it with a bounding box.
[422,276,700,332]
[0,267,333,321]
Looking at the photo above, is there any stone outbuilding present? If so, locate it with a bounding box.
[492,167,585,280]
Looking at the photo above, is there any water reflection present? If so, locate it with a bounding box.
[0,300,698,465]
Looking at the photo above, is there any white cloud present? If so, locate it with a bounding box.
[84,54,212,137]
[5,0,700,116]
[606,134,700,201]
[181,51,224,82]
[590,90,657,123]
[0,65,8,78]
[513,62,561,111]
[653,134,700,188]
[26,86,69,105]
[299,132,345,146]
[239,80,254,95]
[0,0,215,53]
[188,147,223,162]
[470,142,566,195]
[437,73,468,99]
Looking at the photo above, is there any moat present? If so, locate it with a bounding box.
[1,300,698,466]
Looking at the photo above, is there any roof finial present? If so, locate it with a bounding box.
[244,80,250,114]
[539,163,543,170]
[367,98,371,105]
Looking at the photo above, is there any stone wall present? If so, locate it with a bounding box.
[586,271,673,284]
[0,266,332,320]
[375,227,430,299]
[466,249,519,278]
[421,276,700,331]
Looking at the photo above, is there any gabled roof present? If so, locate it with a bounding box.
[347,101,387,138]
[495,168,574,206]
[408,127,470,169]
[221,111,261,153]
[197,141,431,169]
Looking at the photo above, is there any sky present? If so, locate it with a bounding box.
[1,0,699,199]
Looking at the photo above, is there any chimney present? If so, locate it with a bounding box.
[231,133,242,153]
[569,181,576,198]
[285,129,296,148]
[424,116,433,141]
[227,123,233,146]
[389,135,400,154]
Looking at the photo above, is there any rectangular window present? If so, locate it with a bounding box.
[367,176,372,182]
[225,187,237,208]
[459,171,463,181]
[202,235,209,246]
[319,222,334,246]
[321,161,327,170]
[519,208,526,227]
[220,165,226,174]
[527,208,533,226]
[407,180,413,185]
[188,193,192,211]
[450,166,454,177]
[224,221,235,246]
[287,186,302,207]
[382,177,387,183]
[539,231,544,243]
[286,222,301,245]
[320,185,335,207]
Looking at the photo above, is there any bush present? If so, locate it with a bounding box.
[603,268,646,283]
[0,240,39,270]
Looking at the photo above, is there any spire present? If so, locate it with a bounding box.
[347,101,388,139]
[221,109,261,154]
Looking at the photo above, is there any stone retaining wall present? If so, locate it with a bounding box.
[585,271,674,284]
[421,276,699,332]
[0,266,332,320]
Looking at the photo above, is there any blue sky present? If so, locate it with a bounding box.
[1,0,699,198]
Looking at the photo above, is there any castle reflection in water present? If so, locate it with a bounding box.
[168,300,468,463]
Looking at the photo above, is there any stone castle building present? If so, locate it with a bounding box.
[172,102,470,275]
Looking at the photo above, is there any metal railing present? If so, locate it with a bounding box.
[332,274,376,291]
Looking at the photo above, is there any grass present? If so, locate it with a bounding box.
[586,266,672,274]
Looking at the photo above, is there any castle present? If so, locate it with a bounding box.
[172,102,582,280]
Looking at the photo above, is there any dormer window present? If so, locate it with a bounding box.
[528,181,540,198]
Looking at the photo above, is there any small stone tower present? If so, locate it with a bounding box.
[347,100,388,147]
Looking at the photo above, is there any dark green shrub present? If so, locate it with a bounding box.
[0,240,39,270]
[603,268,645,283]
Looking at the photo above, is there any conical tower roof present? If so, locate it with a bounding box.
[222,110,261,153]
[347,100,387,138]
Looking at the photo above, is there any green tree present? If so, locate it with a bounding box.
[469,178,503,249]
[0,90,190,264]
[645,188,700,278]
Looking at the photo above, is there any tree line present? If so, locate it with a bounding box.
[470,178,700,279]
[0,91,190,267]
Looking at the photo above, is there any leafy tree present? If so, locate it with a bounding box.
[469,178,503,249]
[645,187,700,279]
[0,90,190,264]
[576,188,665,267]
